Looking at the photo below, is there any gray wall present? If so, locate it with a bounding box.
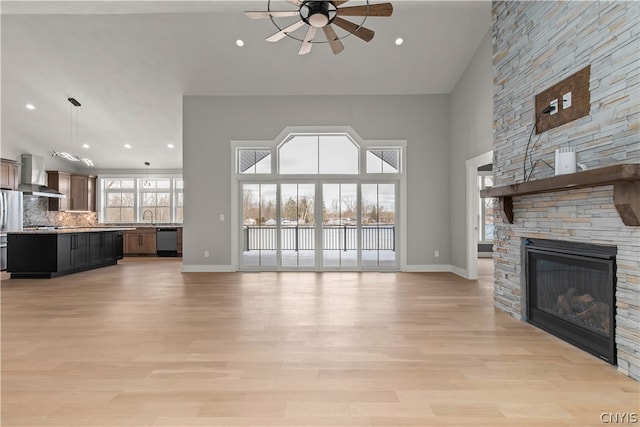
[449,31,494,273]
[182,94,451,269]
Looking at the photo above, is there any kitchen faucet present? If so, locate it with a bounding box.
[142,209,154,223]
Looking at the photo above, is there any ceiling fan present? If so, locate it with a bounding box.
[245,0,393,55]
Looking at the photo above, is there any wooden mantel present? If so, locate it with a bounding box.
[480,163,640,226]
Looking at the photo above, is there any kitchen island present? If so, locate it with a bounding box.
[6,227,134,278]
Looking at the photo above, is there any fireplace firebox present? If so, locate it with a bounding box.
[525,238,617,364]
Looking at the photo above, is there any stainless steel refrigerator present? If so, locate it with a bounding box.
[1,190,23,270]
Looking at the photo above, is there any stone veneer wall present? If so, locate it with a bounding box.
[492,1,640,379]
[23,196,98,227]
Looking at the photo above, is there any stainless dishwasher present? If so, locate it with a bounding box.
[156,228,178,257]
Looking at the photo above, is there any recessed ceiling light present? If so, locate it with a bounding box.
[124,144,132,149]
[236,39,245,47]
[395,38,404,46]
[82,144,90,149]
[167,143,175,149]
[25,103,36,110]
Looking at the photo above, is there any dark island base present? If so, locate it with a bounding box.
[7,231,124,279]
[10,259,120,279]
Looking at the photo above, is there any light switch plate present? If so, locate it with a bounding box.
[563,91,572,109]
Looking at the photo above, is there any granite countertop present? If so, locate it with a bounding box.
[12,227,136,234]
[102,224,183,229]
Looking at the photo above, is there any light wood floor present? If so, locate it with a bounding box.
[2,259,638,427]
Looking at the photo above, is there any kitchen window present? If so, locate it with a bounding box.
[102,178,135,222]
[98,176,183,224]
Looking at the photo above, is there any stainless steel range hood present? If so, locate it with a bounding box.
[17,154,65,198]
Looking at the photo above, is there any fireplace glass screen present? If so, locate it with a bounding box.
[525,239,616,363]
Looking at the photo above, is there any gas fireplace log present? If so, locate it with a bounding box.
[577,301,610,333]
[556,290,610,332]
[577,301,608,320]
[573,293,594,304]
[557,295,571,314]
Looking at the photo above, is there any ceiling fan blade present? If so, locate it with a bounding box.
[299,26,317,55]
[337,3,393,17]
[245,11,300,19]
[266,20,306,42]
[332,16,375,42]
[323,25,344,54]
[288,0,303,6]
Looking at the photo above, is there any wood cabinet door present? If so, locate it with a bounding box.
[177,227,183,254]
[70,175,89,211]
[89,233,103,265]
[56,234,74,272]
[88,176,97,212]
[140,233,157,254]
[47,172,71,211]
[1,161,19,190]
[124,232,141,254]
[73,233,90,269]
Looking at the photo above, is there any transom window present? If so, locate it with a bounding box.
[279,134,359,174]
[235,132,402,176]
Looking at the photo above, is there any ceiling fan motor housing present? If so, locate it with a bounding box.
[306,1,330,28]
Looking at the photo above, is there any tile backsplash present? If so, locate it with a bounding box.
[23,196,98,227]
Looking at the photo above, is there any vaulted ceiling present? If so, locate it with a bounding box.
[1,1,491,170]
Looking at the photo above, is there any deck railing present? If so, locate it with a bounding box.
[243,225,395,251]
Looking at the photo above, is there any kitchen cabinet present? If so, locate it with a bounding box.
[124,228,157,256]
[88,176,96,212]
[47,171,96,212]
[58,233,90,271]
[70,175,88,211]
[47,171,71,211]
[89,231,115,266]
[114,231,124,260]
[6,230,124,278]
[1,159,20,190]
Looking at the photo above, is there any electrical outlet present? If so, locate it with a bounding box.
[434,250,440,258]
[219,214,225,221]
[204,250,210,258]
[563,91,572,109]
[534,65,590,134]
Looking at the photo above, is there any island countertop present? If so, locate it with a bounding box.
[11,227,136,234]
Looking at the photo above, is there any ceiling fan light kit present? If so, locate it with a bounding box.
[246,0,393,55]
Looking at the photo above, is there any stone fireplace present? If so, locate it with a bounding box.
[489,185,639,380]
[491,1,639,380]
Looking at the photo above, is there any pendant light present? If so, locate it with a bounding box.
[143,161,151,188]
[52,97,94,167]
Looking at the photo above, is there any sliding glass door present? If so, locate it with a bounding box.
[240,181,397,271]
[241,183,277,268]
[280,183,316,269]
[361,183,396,268]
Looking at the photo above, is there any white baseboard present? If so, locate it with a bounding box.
[450,265,469,279]
[404,264,453,273]
[182,264,235,272]
[181,264,471,276]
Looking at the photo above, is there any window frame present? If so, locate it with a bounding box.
[478,172,494,243]
[97,174,184,224]
[231,127,407,271]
